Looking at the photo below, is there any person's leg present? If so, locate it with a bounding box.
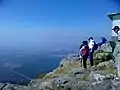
[78,52,81,60]
[83,55,87,69]
[89,51,94,66]
[80,58,82,66]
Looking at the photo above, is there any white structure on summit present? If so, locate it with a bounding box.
[108,13,120,42]
[108,12,120,77]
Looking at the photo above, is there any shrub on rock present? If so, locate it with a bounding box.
[94,50,113,65]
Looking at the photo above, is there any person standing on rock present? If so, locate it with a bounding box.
[80,41,89,69]
[98,37,107,47]
[79,41,85,66]
[88,37,95,67]
[113,26,120,69]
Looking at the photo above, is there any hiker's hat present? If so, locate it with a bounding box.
[82,41,88,45]
[112,26,120,33]
[88,37,93,40]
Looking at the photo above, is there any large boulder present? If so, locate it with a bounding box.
[100,42,112,53]
[89,71,106,83]
[37,80,54,90]
[97,60,115,69]
[59,59,71,68]
[92,80,116,90]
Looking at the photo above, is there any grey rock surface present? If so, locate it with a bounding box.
[2,83,28,90]
[97,60,115,68]
[101,42,112,53]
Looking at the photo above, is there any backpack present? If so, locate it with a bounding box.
[79,44,84,50]
[93,41,98,50]
[101,37,107,44]
[82,45,89,55]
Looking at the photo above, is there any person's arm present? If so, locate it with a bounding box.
[80,46,85,51]
[79,44,83,49]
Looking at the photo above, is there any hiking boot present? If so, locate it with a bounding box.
[81,67,86,71]
[90,66,95,71]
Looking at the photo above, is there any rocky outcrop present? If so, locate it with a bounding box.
[94,49,113,65]
[0,83,28,90]
[1,41,120,90]
[29,41,118,90]
[28,57,118,90]
[100,42,113,53]
[96,60,115,69]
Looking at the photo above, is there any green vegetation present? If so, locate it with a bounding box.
[94,50,113,65]
[104,66,117,75]
[82,71,89,81]
[37,73,47,79]
[57,86,63,90]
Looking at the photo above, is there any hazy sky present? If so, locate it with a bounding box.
[0,0,119,50]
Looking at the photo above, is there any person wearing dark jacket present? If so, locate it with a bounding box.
[98,37,107,47]
[79,41,86,66]
[80,41,89,69]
